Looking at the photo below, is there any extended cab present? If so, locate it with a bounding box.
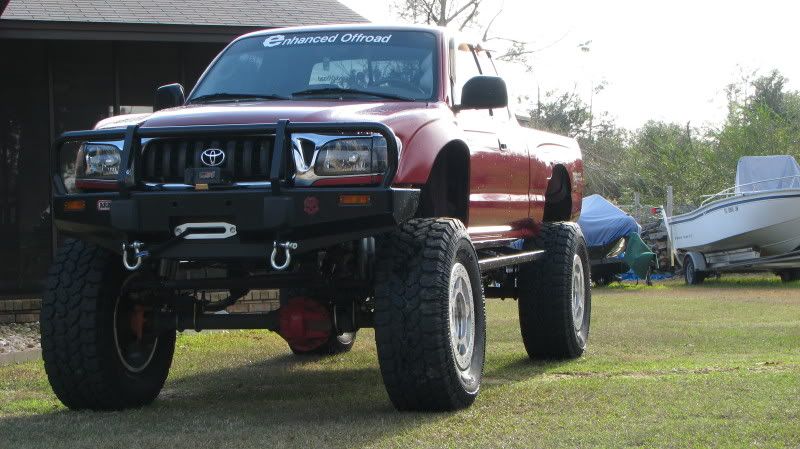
[44,24,590,412]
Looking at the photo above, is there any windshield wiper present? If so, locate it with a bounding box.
[291,87,415,101]
[188,93,289,104]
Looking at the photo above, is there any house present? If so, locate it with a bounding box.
[0,0,366,292]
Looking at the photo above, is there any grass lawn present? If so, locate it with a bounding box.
[1,276,799,448]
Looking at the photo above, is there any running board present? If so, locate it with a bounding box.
[478,250,545,271]
[473,237,518,250]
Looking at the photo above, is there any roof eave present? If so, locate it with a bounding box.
[0,19,268,42]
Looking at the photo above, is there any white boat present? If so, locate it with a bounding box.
[669,155,800,257]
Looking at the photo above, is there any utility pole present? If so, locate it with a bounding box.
[666,186,674,217]
[537,84,541,115]
[686,121,692,148]
[588,80,594,142]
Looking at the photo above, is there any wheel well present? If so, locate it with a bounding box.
[416,142,469,224]
[543,164,572,222]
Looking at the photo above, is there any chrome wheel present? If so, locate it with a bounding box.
[449,262,475,373]
[336,332,356,345]
[571,254,586,333]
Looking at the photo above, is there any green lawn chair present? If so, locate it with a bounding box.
[623,231,658,281]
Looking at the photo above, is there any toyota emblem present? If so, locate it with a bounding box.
[201,148,226,167]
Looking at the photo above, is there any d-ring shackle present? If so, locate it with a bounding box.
[122,241,145,271]
[271,241,298,271]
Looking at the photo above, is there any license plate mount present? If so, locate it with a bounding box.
[184,167,225,185]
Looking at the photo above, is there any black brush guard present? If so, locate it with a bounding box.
[50,120,419,262]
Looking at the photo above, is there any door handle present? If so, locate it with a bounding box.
[498,140,508,150]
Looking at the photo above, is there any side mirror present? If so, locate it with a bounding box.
[456,76,508,111]
[154,83,185,111]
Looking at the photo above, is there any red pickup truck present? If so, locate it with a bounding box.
[44,24,590,412]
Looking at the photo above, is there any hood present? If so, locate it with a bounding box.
[95,101,448,144]
[94,113,151,129]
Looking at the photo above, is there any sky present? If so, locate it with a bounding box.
[340,0,800,130]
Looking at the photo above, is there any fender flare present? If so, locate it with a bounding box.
[393,118,470,186]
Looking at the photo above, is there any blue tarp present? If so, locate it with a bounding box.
[578,195,641,247]
[620,270,674,281]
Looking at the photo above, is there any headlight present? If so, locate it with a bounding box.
[314,136,388,176]
[76,143,121,179]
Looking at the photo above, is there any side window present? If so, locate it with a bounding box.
[452,44,481,105]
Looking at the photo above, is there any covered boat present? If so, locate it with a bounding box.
[578,195,653,285]
[670,156,800,256]
[669,155,800,283]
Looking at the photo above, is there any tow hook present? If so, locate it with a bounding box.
[271,241,298,271]
[122,241,147,271]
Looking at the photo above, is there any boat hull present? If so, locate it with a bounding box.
[669,190,800,256]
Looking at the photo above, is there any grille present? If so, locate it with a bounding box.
[140,136,276,184]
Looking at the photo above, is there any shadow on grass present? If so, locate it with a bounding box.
[485,357,570,383]
[0,347,559,448]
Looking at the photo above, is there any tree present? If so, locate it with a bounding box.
[622,121,714,206]
[521,87,628,199]
[395,0,482,30]
[527,89,592,137]
[393,0,535,65]
[523,71,800,208]
[712,69,800,194]
[581,122,629,200]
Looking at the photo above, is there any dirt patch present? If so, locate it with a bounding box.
[0,322,41,354]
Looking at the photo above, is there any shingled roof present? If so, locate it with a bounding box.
[0,0,367,27]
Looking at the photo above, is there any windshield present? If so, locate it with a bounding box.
[190,30,438,102]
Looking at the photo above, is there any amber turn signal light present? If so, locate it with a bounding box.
[339,194,371,206]
[63,200,86,212]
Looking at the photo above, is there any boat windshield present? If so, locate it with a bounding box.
[190,30,438,103]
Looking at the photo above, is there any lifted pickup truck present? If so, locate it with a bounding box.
[45,24,590,412]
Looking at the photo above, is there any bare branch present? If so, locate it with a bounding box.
[484,36,527,45]
[458,3,480,30]
[496,50,537,61]
[423,0,440,24]
[396,0,548,66]
[530,31,571,52]
[481,3,504,41]
[444,0,481,24]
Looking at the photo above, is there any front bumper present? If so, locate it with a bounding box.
[53,187,419,259]
[51,120,419,260]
